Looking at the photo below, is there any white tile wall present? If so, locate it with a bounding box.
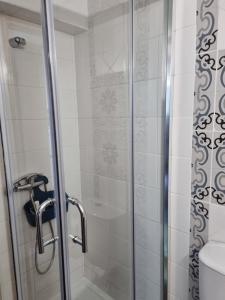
[172,74,195,118]
[5,0,88,16]
[173,26,196,76]
[170,156,192,196]
[169,193,190,234]
[168,0,196,299]
[88,0,128,15]
[174,0,196,30]
[169,262,189,300]
[136,273,161,300]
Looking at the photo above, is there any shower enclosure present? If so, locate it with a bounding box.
[0,0,172,299]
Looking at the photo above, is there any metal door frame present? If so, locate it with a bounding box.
[40,0,71,299]
[162,1,173,299]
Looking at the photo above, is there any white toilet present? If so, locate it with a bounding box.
[199,241,225,300]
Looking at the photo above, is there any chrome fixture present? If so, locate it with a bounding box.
[14,173,56,274]
[36,197,87,254]
[9,36,26,49]
[14,173,46,192]
[36,198,58,254]
[162,0,173,298]
[40,0,71,295]
[68,197,87,253]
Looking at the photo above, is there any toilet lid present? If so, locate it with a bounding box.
[199,241,225,276]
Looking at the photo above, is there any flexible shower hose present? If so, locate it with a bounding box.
[35,221,55,275]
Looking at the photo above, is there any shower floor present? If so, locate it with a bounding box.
[73,278,113,300]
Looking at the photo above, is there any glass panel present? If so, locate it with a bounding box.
[133,0,166,299]
[0,2,64,299]
[52,1,133,299]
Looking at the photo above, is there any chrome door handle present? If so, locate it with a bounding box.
[36,199,58,254]
[36,197,87,254]
[68,197,87,253]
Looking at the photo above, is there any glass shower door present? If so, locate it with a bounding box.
[50,0,171,299]
[0,1,69,299]
[52,0,134,299]
[133,0,170,299]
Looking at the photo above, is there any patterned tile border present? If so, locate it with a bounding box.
[189,199,209,300]
[211,132,225,204]
[190,1,217,299]
[191,131,213,202]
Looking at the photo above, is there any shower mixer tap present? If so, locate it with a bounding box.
[14,173,56,274]
[13,173,46,192]
[14,174,87,255]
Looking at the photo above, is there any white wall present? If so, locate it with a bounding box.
[169,0,196,299]
[87,0,127,15]
[53,0,88,16]
[4,0,88,16]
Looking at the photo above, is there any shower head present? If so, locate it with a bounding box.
[9,36,26,49]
